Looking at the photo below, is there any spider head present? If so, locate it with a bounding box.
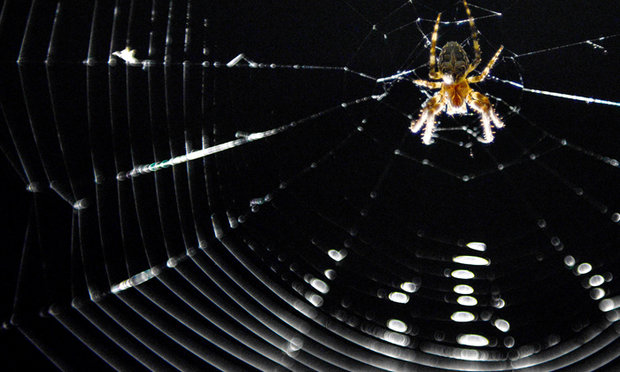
[438,41,469,84]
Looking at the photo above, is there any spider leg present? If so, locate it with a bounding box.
[466,90,503,143]
[428,13,442,80]
[467,45,504,83]
[411,91,445,145]
[463,0,481,70]
[413,79,442,89]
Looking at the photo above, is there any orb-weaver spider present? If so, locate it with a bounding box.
[411,0,504,145]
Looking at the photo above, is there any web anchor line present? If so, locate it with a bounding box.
[376,69,417,83]
[513,34,619,58]
[109,49,378,81]
[221,53,377,81]
[490,76,620,107]
[117,95,377,181]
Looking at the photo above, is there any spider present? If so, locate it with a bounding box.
[410,0,504,145]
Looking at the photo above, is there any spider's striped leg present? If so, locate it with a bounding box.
[413,79,442,89]
[463,0,481,69]
[428,13,442,79]
[411,91,445,145]
[467,45,504,83]
[466,90,503,143]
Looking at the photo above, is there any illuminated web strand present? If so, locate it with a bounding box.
[110,266,162,294]
[110,252,191,294]
[490,76,620,107]
[376,69,417,83]
[117,95,379,180]
[340,0,373,26]
[383,0,503,36]
[487,94,620,170]
[110,51,378,81]
[464,3,502,17]
[116,127,290,181]
[453,13,500,25]
[386,10,500,37]
[513,34,619,58]
[223,53,377,81]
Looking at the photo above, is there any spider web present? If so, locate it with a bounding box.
[1,0,620,370]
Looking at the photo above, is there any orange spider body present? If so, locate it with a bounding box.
[410,0,504,145]
[439,41,473,114]
[444,80,471,114]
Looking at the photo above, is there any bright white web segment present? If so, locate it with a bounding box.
[494,78,620,107]
[511,34,618,58]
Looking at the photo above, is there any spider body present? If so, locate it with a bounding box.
[444,80,470,114]
[411,0,504,144]
[438,41,469,84]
